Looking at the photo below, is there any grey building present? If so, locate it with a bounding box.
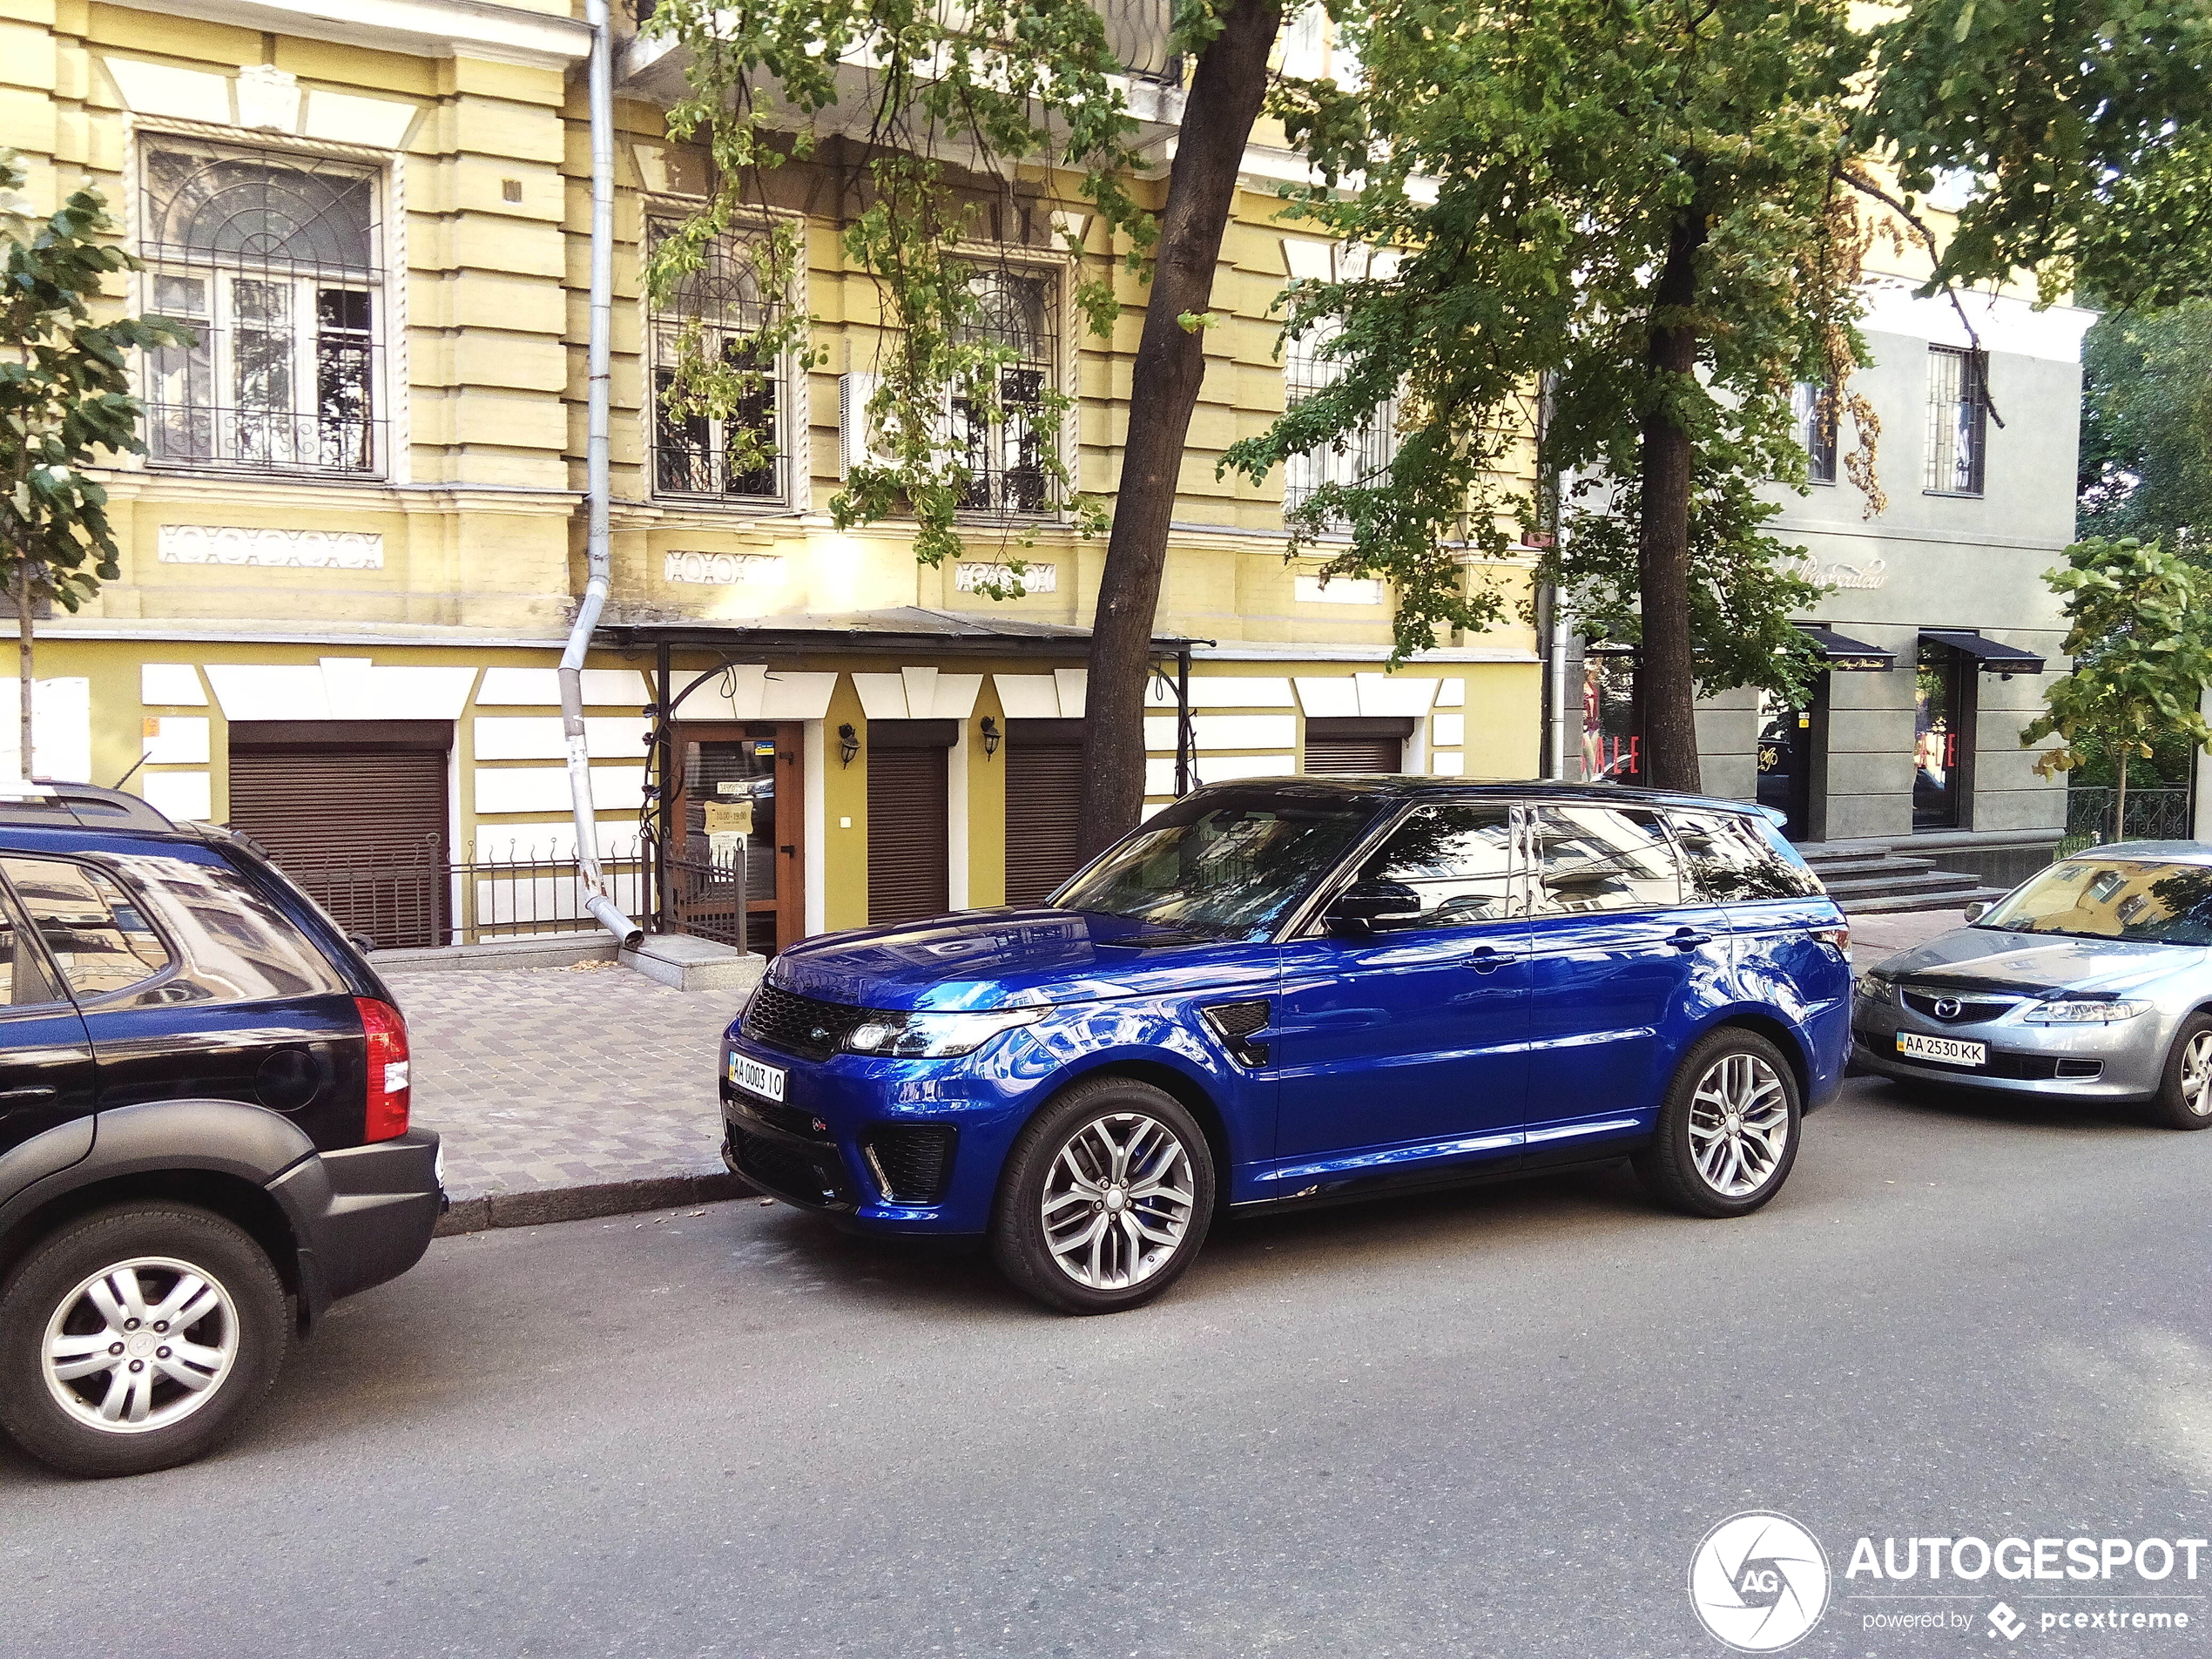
[1555,278,2094,906]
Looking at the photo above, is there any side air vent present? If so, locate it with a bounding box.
[1201,1000,1272,1067]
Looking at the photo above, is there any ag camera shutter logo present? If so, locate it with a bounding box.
[1689,1511,1831,1651]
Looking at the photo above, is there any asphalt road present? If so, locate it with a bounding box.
[6,1075,2209,1659]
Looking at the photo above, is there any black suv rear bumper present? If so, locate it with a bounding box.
[268,1129,443,1321]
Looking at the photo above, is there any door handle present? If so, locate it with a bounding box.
[779,845,796,857]
[1667,928,1712,950]
[0,1085,57,1103]
[1467,945,1521,974]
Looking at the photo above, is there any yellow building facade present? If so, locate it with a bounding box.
[3,0,1541,950]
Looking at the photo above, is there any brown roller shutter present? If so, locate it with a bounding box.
[226,721,451,948]
[867,745,949,927]
[1004,720,1085,906]
[1304,717,1414,778]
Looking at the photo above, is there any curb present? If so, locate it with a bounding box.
[435,1170,755,1236]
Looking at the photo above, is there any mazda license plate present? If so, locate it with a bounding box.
[728,1052,786,1101]
[1897,1030,1986,1069]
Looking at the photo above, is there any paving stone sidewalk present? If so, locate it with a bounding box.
[394,962,752,1232]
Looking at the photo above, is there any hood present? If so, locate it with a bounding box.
[1871,925,2209,997]
[765,907,1279,1012]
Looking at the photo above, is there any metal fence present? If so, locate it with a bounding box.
[2062,786,2193,852]
[664,847,750,954]
[268,838,650,952]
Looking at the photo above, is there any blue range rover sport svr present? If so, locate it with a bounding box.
[718,779,1851,1312]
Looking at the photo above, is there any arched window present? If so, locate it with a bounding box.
[949,266,1060,517]
[139,139,382,476]
[647,222,788,505]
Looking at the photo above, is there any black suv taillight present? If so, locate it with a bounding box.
[356,996,411,1142]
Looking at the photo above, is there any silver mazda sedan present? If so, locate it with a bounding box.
[1853,842,2212,1130]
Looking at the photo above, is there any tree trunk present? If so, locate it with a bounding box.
[12,566,31,782]
[1076,0,1282,854]
[1635,207,1710,793]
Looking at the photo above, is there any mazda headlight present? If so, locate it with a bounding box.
[1855,971,1896,1005]
[840,1006,1049,1057]
[2023,997,2150,1025]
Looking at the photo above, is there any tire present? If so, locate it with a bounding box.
[2148,1013,2212,1131]
[0,1204,291,1478]
[1633,1028,1804,1218]
[991,1077,1217,1315]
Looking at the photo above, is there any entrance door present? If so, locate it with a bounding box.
[671,722,803,954]
[226,720,452,948]
[1004,718,1085,906]
[1914,641,1968,830]
[1756,683,1819,842]
[867,721,954,927]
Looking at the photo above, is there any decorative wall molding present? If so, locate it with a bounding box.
[1294,574,1383,606]
[159,525,385,569]
[956,561,1056,594]
[662,550,782,586]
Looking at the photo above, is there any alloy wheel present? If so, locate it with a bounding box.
[2182,1031,2212,1117]
[41,1257,240,1435]
[1041,1112,1197,1290]
[1687,1053,1791,1198]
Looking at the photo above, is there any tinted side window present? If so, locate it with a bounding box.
[0,898,61,1006]
[1355,802,1516,929]
[117,852,348,1001]
[1672,811,1823,901]
[1532,805,1682,914]
[2,858,175,999]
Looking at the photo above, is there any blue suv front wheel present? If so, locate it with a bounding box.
[991,1077,1217,1314]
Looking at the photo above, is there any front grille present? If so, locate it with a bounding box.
[1900,988,2017,1025]
[865,1125,957,1204]
[731,1127,849,1207]
[742,981,869,1060]
[731,1093,833,1140]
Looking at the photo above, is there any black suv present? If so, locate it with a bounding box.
[0,784,442,1477]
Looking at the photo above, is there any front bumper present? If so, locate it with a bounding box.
[1851,994,2169,1101]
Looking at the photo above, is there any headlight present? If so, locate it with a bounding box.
[840,1006,1049,1057]
[1855,972,1896,1004]
[2023,998,2151,1024]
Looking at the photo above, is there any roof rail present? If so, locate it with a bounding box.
[0,780,180,833]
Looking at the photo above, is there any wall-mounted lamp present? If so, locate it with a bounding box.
[980,716,1001,759]
[838,723,860,767]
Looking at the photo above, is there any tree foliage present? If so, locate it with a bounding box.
[2020,537,2212,823]
[2079,300,2212,554]
[0,152,179,612]
[640,0,1163,583]
[1221,0,1881,785]
[1866,0,2212,309]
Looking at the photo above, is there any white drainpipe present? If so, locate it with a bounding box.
[562,0,643,949]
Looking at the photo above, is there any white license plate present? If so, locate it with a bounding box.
[1898,1030,1987,1069]
[728,1052,786,1101]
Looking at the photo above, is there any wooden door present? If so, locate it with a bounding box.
[671,721,804,954]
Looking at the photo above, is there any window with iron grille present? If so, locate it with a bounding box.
[1792,381,1838,483]
[950,266,1060,517]
[648,222,787,505]
[1924,345,1987,496]
[140,138,383,477]
[1282,319,1397,527]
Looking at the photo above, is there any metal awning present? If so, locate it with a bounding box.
[597,606,1203,661]
[1920,629,2047,676]
[1796,624,1895,671]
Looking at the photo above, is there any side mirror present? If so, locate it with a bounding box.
[1961,900,1989,924]
[1325,880,1422,937]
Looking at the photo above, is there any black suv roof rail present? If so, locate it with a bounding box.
[0,780,180,833]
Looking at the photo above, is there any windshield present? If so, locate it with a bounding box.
[1979,858,2212,945]
[1053,788,1383,940]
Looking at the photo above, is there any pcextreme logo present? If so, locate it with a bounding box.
[1689,1511,1833,1652]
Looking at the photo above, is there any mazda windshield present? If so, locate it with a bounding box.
[1978,858,2212,946]
[1052,787,1383,941]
